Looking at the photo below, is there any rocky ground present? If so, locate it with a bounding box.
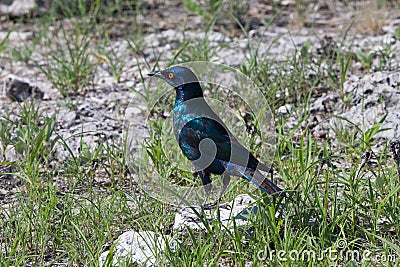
[1,0,399,181]
[1,0,400,265]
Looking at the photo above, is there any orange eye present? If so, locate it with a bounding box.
[168,73,174,79]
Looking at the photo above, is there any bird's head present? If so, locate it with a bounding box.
[148,66,200,89]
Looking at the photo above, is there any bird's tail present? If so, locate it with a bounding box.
[242,169,286,197]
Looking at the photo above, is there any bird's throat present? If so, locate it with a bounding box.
[174,82,204,105]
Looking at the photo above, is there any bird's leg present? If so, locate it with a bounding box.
[197,170,214,209]
[217,173,232,209]
[202,173,231,209]
[220,173,231,198]
[202,184,214,209]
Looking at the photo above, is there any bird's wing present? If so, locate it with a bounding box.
[178,117,261,169]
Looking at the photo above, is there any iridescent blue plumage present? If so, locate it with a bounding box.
[148,66,286,205]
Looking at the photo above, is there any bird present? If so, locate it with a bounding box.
[148,66,286,207]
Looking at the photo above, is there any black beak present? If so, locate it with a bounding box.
[148,71,162,78]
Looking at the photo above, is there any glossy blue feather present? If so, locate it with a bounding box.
[149,66,286,200]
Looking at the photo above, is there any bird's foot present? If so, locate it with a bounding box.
[218,202,232,210]
[202,201,232,210]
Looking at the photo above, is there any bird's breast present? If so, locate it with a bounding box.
[173,100,205,136]
[173,103,194,137]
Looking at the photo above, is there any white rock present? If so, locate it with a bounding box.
[276,104,293,115]
[57,111,76,127]
[0,188,7,195]
[173,194,260,231]
[125,106,143,118]
[315,71,400,140]
[96,76,116,87]
[216,194,258,228]
[0,31,33,41]
[0,0,36,17]
[99,231,178,267]
[173,206,212,231]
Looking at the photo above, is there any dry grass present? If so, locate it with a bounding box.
[354,0,395,34]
